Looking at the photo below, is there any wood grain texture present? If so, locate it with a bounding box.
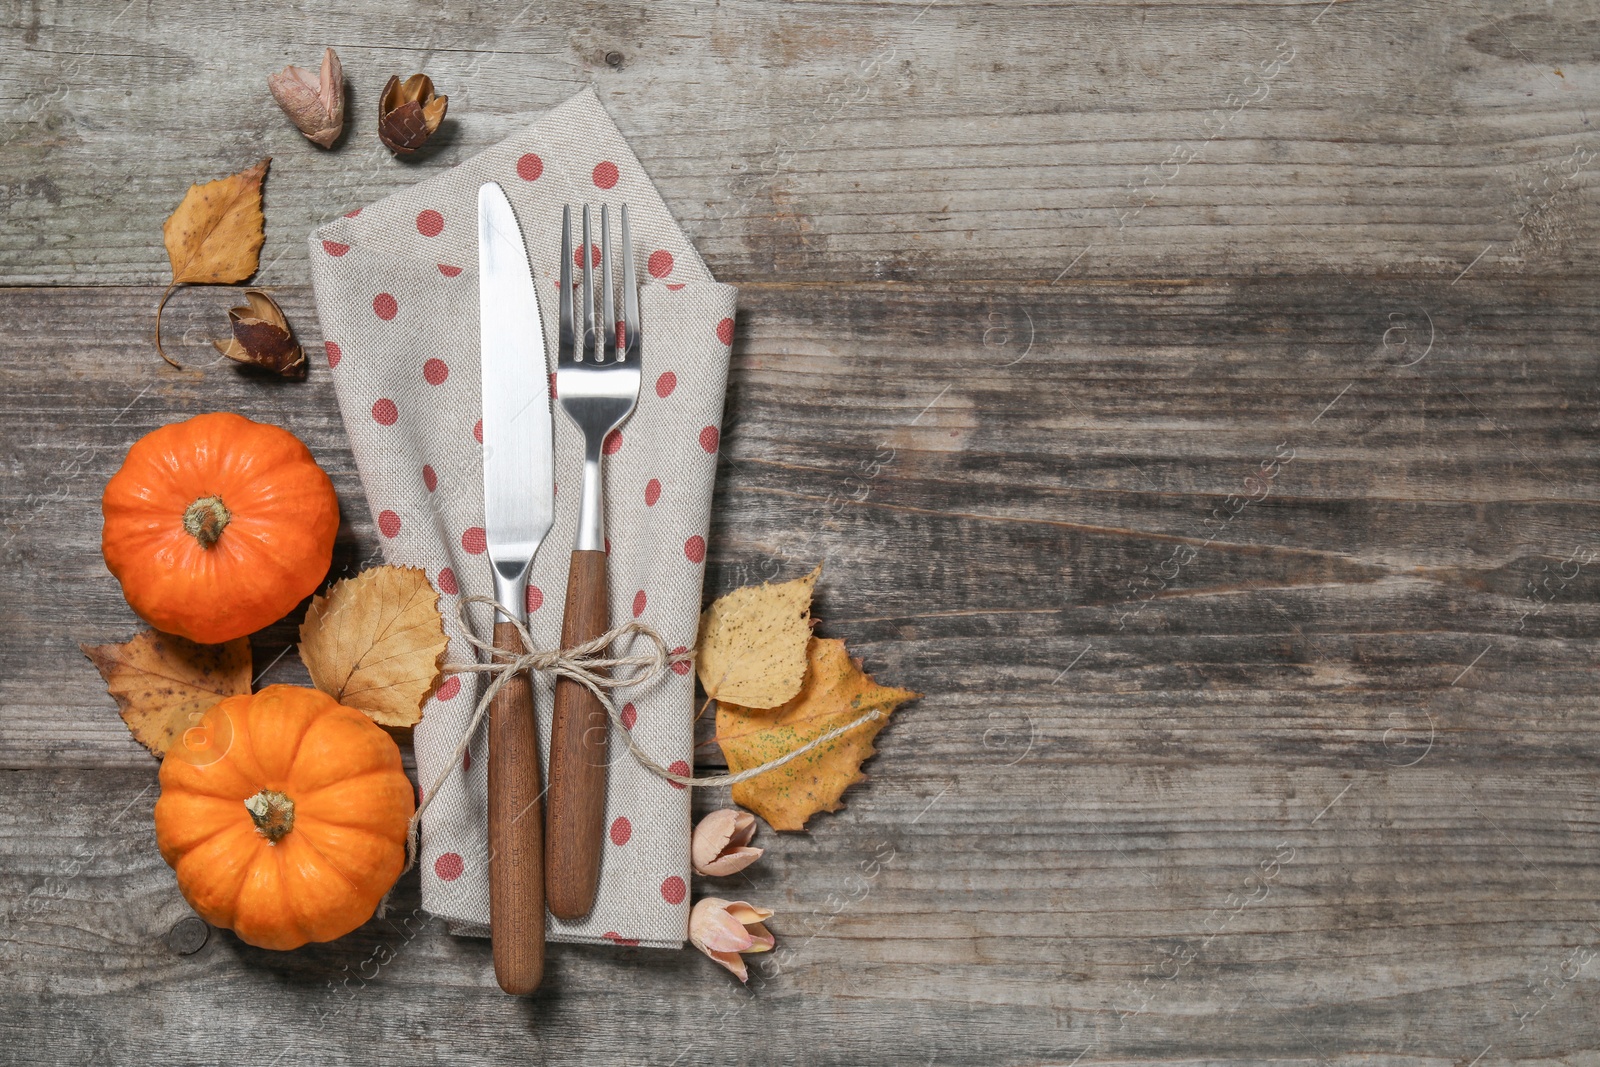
[546,548,611,920]
[487,619,544,996]
[6,0,1600,1061]
[3,277,1599,1065]
[2,1,1598,286]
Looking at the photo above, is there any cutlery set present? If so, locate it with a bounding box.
[477,182,642,995]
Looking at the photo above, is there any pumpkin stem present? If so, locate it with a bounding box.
[244,789,295,844]
[182,495,231,548]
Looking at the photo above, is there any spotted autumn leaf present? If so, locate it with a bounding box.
[716,637,920,831]
[81,630,252,758]
[297,565,449,729]
[696,563,820,709]
[156,158,270,367]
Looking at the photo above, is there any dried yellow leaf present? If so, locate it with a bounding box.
[81,631,251,758]
[695,563,821,709]
[297,565,449,728]
[717,637,919,831]
[162,159,269,286]
[155,158,270,368]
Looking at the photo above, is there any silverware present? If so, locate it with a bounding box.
[477,180,554,994]
[547,203,641,920]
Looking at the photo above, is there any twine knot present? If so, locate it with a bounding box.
[395,595,883,884]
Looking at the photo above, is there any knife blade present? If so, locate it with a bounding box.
[478,180,553,996]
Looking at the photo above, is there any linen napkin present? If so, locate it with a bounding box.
[306,88,736,948]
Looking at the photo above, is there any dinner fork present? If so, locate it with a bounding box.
[547,203,641,920]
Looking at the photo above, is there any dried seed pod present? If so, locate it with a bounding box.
[689,898,775,983]
[213,289,306,378]
[377,73,448,155]
[267,48,344,149]
[692,809,764,876]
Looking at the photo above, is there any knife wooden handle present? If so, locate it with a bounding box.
[547,548,610,920]
[488,619,544,995]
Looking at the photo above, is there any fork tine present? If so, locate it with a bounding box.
[580,204,595,363]
[599,205,615,364]
[620,205,638,362]
[559,205,573,364]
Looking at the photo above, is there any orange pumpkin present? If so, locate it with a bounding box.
[101,412,340,644]
[155,685,415,950]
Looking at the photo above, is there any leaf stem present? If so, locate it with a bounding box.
[155,281,186,368]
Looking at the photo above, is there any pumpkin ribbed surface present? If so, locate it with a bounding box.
[101,411,340,644]
[154,685,414,951]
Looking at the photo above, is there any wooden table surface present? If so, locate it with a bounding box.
[5,2,1600,1064]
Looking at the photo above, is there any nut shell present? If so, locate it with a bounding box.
[378,73,448,154]
[267,48,344,149]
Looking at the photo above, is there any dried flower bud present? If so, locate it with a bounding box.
[689,898,775,983]
[692,809,764,876]
[267,48,344,149]
[213,289,305,378]
[378,73,448,155]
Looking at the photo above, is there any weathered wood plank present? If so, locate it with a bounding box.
[4,761,1600,1065]
[3,1,1598,285]
[4,279,1599,1066]
[5,279,1599,770]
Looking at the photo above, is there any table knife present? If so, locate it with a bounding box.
[478,180,554,996]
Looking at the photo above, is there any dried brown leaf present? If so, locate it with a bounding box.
[81,631,252,758]
[297,565,449,728]
[695,563,820,709]
[213,289,306,378]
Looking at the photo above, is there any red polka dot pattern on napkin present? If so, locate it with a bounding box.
[305,88,738,949]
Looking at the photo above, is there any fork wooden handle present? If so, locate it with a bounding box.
[487,619,545,995]
[547,548,610,920]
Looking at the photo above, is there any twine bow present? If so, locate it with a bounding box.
[399,595,883,877]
